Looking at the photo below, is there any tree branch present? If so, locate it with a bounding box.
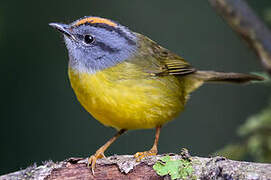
[1,155,271,180]
[208,0,271,75]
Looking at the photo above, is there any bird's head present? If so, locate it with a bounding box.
[50,16,138,73]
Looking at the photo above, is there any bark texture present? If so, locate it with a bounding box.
[1,155,271,180]
[208,0,271,75]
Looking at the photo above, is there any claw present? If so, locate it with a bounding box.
[134,149,157,161]
[86,129,127,174]
[87,151,106,174]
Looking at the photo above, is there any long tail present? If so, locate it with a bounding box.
[193,71,264,84]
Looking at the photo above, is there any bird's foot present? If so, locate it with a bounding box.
[134,149,157,161]
[88,151,106,174]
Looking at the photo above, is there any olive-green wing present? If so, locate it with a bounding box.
[133,33,196,76]
[141,34,196,76]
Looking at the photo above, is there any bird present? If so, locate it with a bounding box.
[49,16,263,173]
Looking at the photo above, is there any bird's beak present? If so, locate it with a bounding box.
[49,23,75,40]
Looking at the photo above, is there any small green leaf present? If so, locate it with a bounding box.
[153,155,194,180]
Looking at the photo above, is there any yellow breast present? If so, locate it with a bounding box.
[68,61,187,130]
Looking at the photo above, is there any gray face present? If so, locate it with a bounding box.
[53,19,138,74]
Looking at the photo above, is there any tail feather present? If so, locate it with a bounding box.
[193,71,264,84]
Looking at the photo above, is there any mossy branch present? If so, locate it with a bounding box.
[1,155,271,180]
[208,0,271,75]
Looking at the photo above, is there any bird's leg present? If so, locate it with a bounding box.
[134,126,161,161]
[88,129,127,174]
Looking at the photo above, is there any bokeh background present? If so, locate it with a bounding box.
[1,0,271,175]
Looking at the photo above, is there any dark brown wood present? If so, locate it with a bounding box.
[45,162,162,180]
[209,0,271,75]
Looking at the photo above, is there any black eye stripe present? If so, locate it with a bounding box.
[94,41,120,53]
[75,31,119,53]
[75,23,136,46]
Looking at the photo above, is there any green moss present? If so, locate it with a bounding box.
[153,155,194,180]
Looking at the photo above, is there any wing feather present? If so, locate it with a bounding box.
[135,33,197,76]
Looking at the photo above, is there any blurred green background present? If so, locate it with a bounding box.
[1,0,271,175]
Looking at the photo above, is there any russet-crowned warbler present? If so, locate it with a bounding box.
[49,16,263,172]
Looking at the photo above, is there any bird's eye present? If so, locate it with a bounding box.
[84,34,95,44]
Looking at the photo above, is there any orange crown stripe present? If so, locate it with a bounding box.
[75,17,117,27]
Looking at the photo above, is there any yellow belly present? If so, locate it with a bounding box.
[68,62,187,130]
